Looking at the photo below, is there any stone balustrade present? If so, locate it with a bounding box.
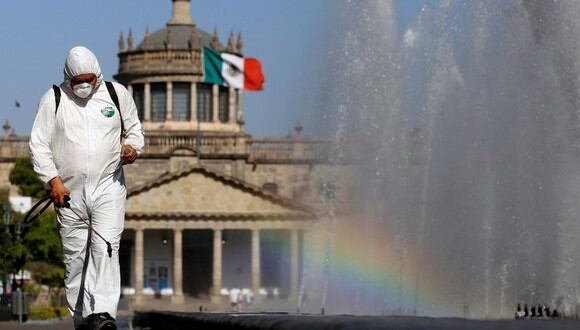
[0,136,29,160]
[118,49,202,78]
[143,133,245,157]
[249,137,332,163]
[0,134,333,163]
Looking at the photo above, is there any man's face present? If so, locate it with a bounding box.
[71,73,97,88]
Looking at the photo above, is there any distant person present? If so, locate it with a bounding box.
[515,303,524,319]
[552,308,560,319]
[531,306,536,318]
[230,288,241,312]
[523,304,529,318]
[246,290,254,306]
[537,304,543,318]
[30,46,144,330]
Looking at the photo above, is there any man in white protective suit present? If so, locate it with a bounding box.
[29,46,144,330]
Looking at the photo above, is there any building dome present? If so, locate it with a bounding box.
[137,25,222,51]
[114,0,246,135]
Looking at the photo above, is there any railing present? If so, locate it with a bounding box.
[0,137,29,159]
[249,137,333,163]
[143,133,244,156]
[118,49,202,76]
[0,135,334,163]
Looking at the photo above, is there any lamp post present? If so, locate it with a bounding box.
[2,205,9,306]
[14,216,23,325]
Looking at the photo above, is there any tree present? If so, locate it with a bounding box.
[2,212,64,287]
[9,158,47,199]
[23,212,62,267]
[6,158,63,286]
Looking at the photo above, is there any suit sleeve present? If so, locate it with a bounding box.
[114,82,145,155]
[29,89,59,185]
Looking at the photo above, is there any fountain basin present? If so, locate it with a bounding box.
[132,311,580,330]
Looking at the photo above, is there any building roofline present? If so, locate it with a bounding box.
[127,164,316,214]
[125,211,313,221]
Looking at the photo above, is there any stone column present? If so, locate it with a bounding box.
[134,229,144,304]
[212,84,219,123]
[172,229,184,304]
[190,83,197,122]
[236,90,244,125]
[228,87,235,124]
[211,229,223,303]
[289,230,299,299]
[144,83,151,121]
[251,229,261,298]
[166,81,173,121]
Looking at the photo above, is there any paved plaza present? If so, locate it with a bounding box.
[0,319,73,330]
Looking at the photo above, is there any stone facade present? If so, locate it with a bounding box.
[126,167,302,215]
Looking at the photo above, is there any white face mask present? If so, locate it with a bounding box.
[73,82,93,98]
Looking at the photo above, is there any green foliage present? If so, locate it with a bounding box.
[9,158,47,198]
[2,213,29,273]
[1,212,63,287]
[22,212,64,286]
[2,158,64,290]
[23,212,62,267]
[29,306,69,320]
[0,188,9,204]
[25,261,64,288]
[23,282,41,299]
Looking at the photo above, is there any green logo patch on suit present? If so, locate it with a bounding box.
[101,107,116,118]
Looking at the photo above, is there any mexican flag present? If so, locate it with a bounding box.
[203,47,265,91]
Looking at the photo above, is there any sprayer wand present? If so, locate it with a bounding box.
[24,195,113,258]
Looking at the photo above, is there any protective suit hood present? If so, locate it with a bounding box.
[63,46,103,92]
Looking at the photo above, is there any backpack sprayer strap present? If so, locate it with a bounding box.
[53,82,125,141]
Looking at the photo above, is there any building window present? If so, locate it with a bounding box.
[151,83,167,122]
[263,182,279,194]
[218,86,229,123]
[173,82,191,121]
[197,83,213,122]
[132,84,145,120]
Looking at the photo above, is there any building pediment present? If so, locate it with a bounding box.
[126,165,313,219]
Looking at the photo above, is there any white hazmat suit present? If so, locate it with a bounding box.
[29,47,144,326]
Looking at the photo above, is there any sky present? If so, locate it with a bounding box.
[0,0,424,137]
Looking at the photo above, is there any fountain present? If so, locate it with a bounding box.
[302,0,580,318]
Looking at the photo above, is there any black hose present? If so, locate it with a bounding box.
[24,195,112,258]
[23,195,52,225]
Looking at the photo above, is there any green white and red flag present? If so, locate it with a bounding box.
[203,47,265,91]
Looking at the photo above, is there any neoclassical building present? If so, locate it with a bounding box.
[0,0,344,307]
[112,0,340,305]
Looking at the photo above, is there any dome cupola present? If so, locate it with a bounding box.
[114,0,246,135]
